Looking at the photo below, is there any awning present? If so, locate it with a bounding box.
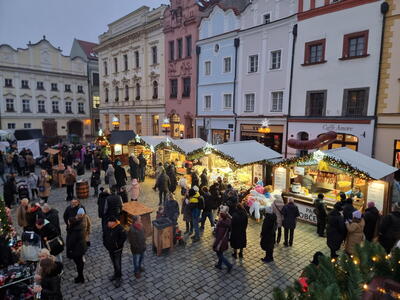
[14,129,43,140]
[171,138,207,155]
[109,130,136,145]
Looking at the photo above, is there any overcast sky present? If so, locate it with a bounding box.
[0,0,168,54]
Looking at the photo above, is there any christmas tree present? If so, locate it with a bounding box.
[273,242,400,300]
[0,197,11,237]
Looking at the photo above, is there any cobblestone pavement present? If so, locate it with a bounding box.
[8,172,329,300]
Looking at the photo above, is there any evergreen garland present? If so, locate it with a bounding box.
[0,197,11,237]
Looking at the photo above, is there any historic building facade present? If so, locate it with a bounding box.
[70,38,100,136]
[375,0,400,167]
[236,0,296,154]
[163,0,203,139]
[96,5,166,135]
[0,37,90,139]
[287,0,384,157]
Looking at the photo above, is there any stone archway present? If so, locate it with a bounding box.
[42,119,58,137]
[67,119,83,137]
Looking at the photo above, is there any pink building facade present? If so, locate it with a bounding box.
[163,0,202,138]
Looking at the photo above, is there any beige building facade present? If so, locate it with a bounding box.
[375,0,400,167]
[96,5,166,136]
[0,38,90,140]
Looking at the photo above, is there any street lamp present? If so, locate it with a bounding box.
[112,116,120,130]
[162,118,171,136]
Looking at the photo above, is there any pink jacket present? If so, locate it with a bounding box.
[129,179,140,200]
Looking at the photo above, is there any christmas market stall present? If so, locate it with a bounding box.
[273,147,398,224]
[188,140,282,190]
[108,130,136,165]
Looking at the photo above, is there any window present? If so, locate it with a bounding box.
[151,46,158,65]
[320,133,359,151]
[24,123,31,129]
[304,39,326,65]
[5,79,12,87]
[394,140,400,168]
[248,55,258,73]
[7,123,15,129]
[51,83,58,91]
[92,73,99,86]
[37,81,44,90]
[245,94,255,112]
[342,88,369,116]
[271,91,283,112]
[78,103,85,114]
[270,50,281,70]
[153,81,158,99]
[223,94,232,109]
[169,41,174,61]
[125,115,130,130]
[105,88,109,103]
[342,30,369,59]
[65,84,71,92]
[182,77,191,97]
[38,100,45,113]
[263,13,271,24]
[125,85,129,101]
[77,85,84,93]
[115,86,119,101]
[204,96,211,110]
[177,38,183,59]
[65,102,72,113]
[114,57,118,73]
[186,35,192,57]
[136,83,141,100]
[6,99,14,112]
[134,51,140,68]
[93,96,100,108]
[306,90,327,116]
[152,115,159,135]
[103,61,108,76]
[21,80,29,89]
[123,54,128,71]
[170,79,178,98]
[22,99,31,112]
[52,101,60,113]
[223,57,231,73]
[135,115,142,135]
[104,114,109,130]
[205,61,211,75]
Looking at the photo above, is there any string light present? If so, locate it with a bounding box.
[363,284,368,290]
[372,256,378,262]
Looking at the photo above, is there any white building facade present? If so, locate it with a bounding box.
[0,38,90,140]
[96,5,166,136]
[288,0,384,157]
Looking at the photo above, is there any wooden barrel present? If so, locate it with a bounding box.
[76,181,89,199]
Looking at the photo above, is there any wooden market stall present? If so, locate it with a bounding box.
[108,130,136,165]
[272,148,398,224]
[44,148,65,188]
[188,140,282,191]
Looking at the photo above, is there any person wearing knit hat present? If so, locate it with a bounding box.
[344,210,365,255]
[378,202,400,253]
[77,208,85,215]
[260,204,277,263]
[363,201,380,242]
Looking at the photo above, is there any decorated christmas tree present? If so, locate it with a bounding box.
[273,242,400,300]
[0,197,11,237]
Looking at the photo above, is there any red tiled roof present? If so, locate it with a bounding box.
[77,39,98,60]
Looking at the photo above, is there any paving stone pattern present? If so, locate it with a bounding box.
[9,173,329,300]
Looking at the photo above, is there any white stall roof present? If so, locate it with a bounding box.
[324,147,397,180]
[172,138,207,154]
[140,136,168,147]
[214,140,282,166]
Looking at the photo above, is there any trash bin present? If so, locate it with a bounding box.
[152,217,174,256]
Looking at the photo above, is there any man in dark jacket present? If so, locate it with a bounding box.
[98,187,111,231]
[327,202,346,258]
[138,153,147,182]
[282,198,300,247]
[314,193,327,237]
[35,218,59,246]
[200,187,215,230]
[260,206,277,263]
[128,155,139,180]
[3,175,16,208]
[155,170,170,205]
[103,216,127,288]
[363,202,380,242]
[104,187,123,221]
[379,202,400,253]
[63,199,84,230]
[114,161,127,188]
[200,169,208,188]
[127,215,146,278]
[166,163,177,193]
[42,204,61,235]
[26,202,45,233]
[343,198,356,222]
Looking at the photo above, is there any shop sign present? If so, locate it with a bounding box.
[296,202,317,224]
[274,167,287,191]
[322,124,355,132]
[367,181,385,212]
[293,167,304,176]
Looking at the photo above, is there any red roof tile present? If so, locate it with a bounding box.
[77,39,98,60]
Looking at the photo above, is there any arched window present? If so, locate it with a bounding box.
[152,81,158,99]
[297,131,309,157]
[115,86,119,102]
[125,85,129,101]
[135,83,140,100]
[105,88,109,102]
[319,133,359,151]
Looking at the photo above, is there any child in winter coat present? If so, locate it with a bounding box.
[128,179,140,201]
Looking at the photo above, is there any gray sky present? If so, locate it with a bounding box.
[0,0,168,54]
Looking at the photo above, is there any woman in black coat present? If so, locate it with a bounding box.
[282,198,300,247]
[260,206,277,263]
[166,164,177,193]
[3,176,16,208]
[191,171,199,188]
[66,217,87,283]
[34,258,63,300]
[114,162,127,188]
[326,202,346,258]
[230,204,248,259]
[363,202,380,242]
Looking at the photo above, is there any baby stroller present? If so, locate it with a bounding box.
[20,231,42,263]
[16,180,30,202]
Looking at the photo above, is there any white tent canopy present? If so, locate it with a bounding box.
[172,138,207,155]
[214,140,282,166]
[323,147,397,180]
[0,130,14,141]
[140,136,168,148]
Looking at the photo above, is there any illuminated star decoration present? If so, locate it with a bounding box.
[313,150,325,162]
[203,142,214,155]
[150,145,155,153]
[163,118,170,124]
[166,137,171,146]
[260,118,270,128]
[135,134,141,143]
[98,129,103,136]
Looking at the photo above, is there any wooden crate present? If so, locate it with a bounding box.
[152,225,174,256]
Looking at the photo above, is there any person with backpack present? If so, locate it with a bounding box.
[379,202,400,253]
